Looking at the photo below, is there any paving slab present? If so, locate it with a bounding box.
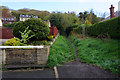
[57,61,119,78]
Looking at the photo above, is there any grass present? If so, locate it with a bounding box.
[69,36,120,74]
[47,35,76,68]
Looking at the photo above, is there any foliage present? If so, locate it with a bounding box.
[89,17,120,39]
[49,13,79,35]
[19,26,35,43]
[73,24,91,35]
[65,24,78,36]
[3,38,24,46]
[47,35,76,68]
[85,19,91,24]
[3,22,16,27]
[69,36,120,74]
[78,9,100,24]
[12,18,50,40]
[47,35,53,41]
[29,40,49,45]
[11,8,50,21]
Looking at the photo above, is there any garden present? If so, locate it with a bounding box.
[2,18,54,46]
[1,8,120,76]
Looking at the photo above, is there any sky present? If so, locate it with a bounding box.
[1,0,120,17]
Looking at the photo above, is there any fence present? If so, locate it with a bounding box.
[0,27,14,39]
[0,26,58,39]
[49,26,58,37]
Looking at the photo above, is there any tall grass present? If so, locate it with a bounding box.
[69,36,120,74]
[47,35,76,68]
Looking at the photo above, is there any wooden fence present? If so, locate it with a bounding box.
[0,26,58,39]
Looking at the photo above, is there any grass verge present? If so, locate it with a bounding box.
[69,36,120,74]
[47,35,76,68]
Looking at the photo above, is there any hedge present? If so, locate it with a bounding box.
[88,17,120,39]
[12,18,50,40]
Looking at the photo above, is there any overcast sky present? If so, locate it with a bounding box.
[1,0,120,17]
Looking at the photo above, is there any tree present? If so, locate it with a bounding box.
[49,13,79,34]
[78,9,100,24]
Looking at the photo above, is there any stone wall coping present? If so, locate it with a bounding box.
[0,46,44,49]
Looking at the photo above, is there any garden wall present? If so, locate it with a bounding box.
[2,34,59,67]
[3,47,49,65]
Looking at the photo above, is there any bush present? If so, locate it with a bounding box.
[3,38,24,46]
[30,40,49,45]
[12,18,50,40]
[65,24,78,36]
[49,13,79,35]
[3,22,16,28]
[47,35,53,41]
[73,24,91,35]
[89,17,120,39]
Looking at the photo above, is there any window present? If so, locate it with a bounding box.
[21,18,23,20]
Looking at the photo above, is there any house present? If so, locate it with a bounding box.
[1,17,16,24]
[20,14,38,21]
[103,5,120,21]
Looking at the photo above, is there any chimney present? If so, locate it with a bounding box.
[109,5,115,18]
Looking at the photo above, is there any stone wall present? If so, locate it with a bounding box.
[3,47,50,65]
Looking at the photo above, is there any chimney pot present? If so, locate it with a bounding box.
[109,4,115,18]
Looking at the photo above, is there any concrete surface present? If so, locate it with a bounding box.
[2,69,55,78]
[57,61,118,78]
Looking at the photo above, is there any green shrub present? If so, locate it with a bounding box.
[65,24,78,36]
[30,40,49,45]
[3,22,16,28]
[19,26,35,43]
[3,38,24,46]
[12,18,50,40]
[73,24,91,35]
[89,17,120,39]
[47,35,53,41]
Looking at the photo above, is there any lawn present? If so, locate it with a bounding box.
[69,36,120,74]
[47,35,76,68]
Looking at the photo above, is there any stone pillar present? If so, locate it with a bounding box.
[37,47,50,65]
[109,5,115,18]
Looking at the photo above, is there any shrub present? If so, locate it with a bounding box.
[47,35,53,41]
[49,13,79,34]
[65,24,78,36]
[12,18,50,40]
[30,40,49,45]
[73,24,91,35]
[89,17,120,39]
[3,22,16,28]
[4,38,24,46]
[19,26,35,43]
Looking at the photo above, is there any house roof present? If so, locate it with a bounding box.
[20,14,38,18]
[102,11,120,21]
